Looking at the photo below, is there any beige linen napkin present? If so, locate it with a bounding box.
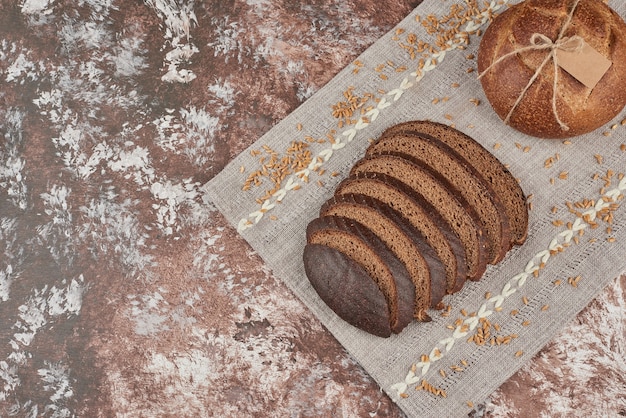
[203,1,626,416]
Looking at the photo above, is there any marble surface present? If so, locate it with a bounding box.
[0,0,624,416]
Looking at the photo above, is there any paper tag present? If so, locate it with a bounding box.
[555,39,612,89]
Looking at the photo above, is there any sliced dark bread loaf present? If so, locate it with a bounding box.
[381,120,528,245]
[335,172,466,294]
[302,121,529,337]
[320,193,445,317]
[303,243,392,337]
[366,132,511,264]
[305,215,416,334]
[350,154,489,281]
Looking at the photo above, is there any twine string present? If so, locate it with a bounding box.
[478,0,583,131]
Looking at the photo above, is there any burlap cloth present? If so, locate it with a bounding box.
[203,1,626,416]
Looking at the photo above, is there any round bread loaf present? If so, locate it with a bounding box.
[477,0,626,138]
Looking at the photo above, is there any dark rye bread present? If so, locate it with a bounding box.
[303,243,392,337]
[305,215,415,335]
[350,154,489,281]
[366,132,512,264]
[320,193,446,316]
[302,121,529,337]
[335,172,466,294]
[381,120,528,245]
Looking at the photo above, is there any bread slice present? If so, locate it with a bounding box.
[305,215,415,334]
[320,193,445,317]
[381,120,528,244]
[303,243,392,337]
[335,172,466,295]
[350,154,488,281]
[366,132,511,263]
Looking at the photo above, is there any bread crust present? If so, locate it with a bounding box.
[478,0,626,138]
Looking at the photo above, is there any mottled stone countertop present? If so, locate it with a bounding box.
[0,0,624,417]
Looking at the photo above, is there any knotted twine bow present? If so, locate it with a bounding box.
[478,0,583,131]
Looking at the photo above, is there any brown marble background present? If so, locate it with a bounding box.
[0,0,624,416]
